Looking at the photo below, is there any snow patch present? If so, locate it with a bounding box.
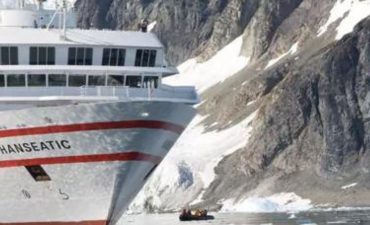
[335,0,370,39]
[265,42,299,69]
[165,36,250,93]
[130,111,257,211]
[341,183,358,190]
[317,0,370,39]
[220,193,312,213]
[148,21,157,32]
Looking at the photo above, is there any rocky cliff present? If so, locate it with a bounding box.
[74,0,308,65]
[74,0,370,211]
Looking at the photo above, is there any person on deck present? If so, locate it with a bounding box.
[139,19,149,32]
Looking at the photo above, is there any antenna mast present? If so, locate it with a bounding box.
[62,0,67,39]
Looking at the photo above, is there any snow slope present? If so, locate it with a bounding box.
[164,36,250,93]
[130,112,257,212]
[129,36,256,212]
[318,0,370,39]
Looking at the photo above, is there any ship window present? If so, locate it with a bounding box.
[88,75,106,86]
[102,48,125,66]
[47,47,55,65]
[48,74,66,86]
[7,74,25,87]
[85,48,93,65]
[29,47,55,65]
[10,47,18,65]
[69,75,86,87]
[0,47,18,65]
[126,76,142,88]
[118,49,125,66]
[68,47,93,65]
[143,76,159,88]
[76,48,84,65]
[68,48,76,65]
[107,75,124,86]
[0,75,4,87]
[135,49,156,67]
[28,74,46,87]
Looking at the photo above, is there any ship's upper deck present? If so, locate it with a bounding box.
[0,28,163,48]
[0,0,198,107]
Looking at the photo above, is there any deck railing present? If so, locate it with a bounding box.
[0,86,199,104]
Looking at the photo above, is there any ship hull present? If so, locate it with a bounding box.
[0,101,195,225]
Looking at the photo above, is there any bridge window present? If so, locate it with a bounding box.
[143,76,159,88]
[48,74,66,86]
[102,48,125,66]
[88,75,106,86]
[68,75,86,87]
[28,74,46,87]
[0,75,4,87]
[107,75,124,86]
[7,74,25,87]
[68,48,93,65]
[0,47,18,65]
[30,47,55,65]
[126,76,142,88]
[135,49,156,67]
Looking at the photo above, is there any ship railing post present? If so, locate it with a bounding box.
[126,87,129,99]
[147,86,151,101]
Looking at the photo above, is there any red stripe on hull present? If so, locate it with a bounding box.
[0,152,162,168]
[0,221,106,225]
[0,120,184,139]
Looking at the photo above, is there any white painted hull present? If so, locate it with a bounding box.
[0,101,195,225]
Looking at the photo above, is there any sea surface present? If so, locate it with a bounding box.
[119,210,370,225]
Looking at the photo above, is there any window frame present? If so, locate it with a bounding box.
[28,74,47,87]
[0,46,18,65]
[102,48,126,66]
[88,75,106,87]
[68,74,87,87]
[29,47,55,65]
[68,47,93,66]
[125,75,142,88]
[48,74,67,87]
[7,74,26,87]
[135,49,156,67]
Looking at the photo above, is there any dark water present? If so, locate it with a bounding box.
[120,211,370,225]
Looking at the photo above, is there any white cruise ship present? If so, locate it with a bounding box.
[0,0,198,224]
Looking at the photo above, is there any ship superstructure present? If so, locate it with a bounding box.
[0,1,197,224]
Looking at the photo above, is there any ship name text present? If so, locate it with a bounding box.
[0,140,71,155]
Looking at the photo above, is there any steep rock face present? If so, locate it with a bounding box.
[74,0,310,65]
[207,17,370,206]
